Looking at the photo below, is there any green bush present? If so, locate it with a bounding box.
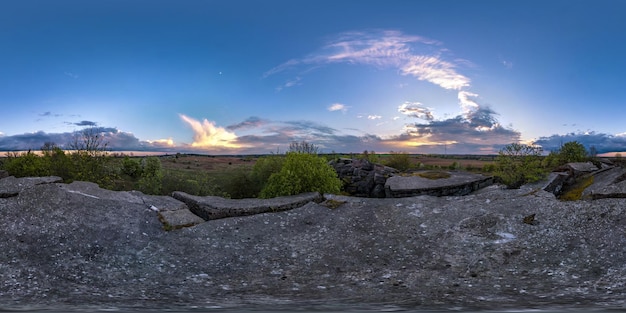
[384,151,412,172]
[495,143,545,189]
[121,156,142,178]
[2,151,49,177]
[138,157,163,195]
[249,155,285,194]
[259,152,341,198]
[558,141,588,164]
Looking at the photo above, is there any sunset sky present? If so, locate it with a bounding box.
[1,0,625,155]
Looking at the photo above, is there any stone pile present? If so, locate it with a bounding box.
[328,158,397,198]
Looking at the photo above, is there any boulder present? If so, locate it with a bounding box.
[172,191,324,220]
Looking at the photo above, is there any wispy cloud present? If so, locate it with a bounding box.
[264,30,470,91]
[179,114,241,149]
[328,103,349,113]
[276,76,302,92]
[398,101,434,121]
[367,115,382,120]
[64,71,79,79]
[226,116,268,131]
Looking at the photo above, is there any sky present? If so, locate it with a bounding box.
[1,0,626,155]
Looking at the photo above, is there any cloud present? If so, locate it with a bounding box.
[226,116,268,131]
[398,102,434,121]
[38,111,62,118]
[72,120,98,127]
[64,71,79,79]
[179,114,241,149]
[276,76,302,92]
[533,132,626,154]
[264,30,470,91]
[457,91,480,114]
[0,127,174,152]
[367,115,382,120]
[328,103,349,112]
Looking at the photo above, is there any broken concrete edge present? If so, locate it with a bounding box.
[171,191,325,221]
[385,175,493,198]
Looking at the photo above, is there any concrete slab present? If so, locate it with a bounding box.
[385,171,493,197]
[0,176,63,198]
[172,191,324,220]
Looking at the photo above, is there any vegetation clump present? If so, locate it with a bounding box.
[559,175,594,201]
[494,143,545,189]
[259,152,342,198]
[384,151,412,172]
[416,171,451,180]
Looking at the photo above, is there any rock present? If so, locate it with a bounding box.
[329,158,397,197]
[0,175,62,198]
[385,171,493,197]
[3,172,626,310]
[542,172,570,195]
[582,166,626,199]
[172,191,324,220]
[3,182,626,310]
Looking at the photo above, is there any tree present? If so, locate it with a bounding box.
[495,143,545,189]
[558,141,588,163]
[288,141,319,154]
[259,152,341,198]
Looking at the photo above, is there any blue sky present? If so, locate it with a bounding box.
[1,0,626,155]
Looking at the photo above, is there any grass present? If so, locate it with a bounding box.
[416,171,451,180]
[559,175,594,201]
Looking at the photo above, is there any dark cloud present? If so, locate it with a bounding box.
[73,120,98,127]
[534,132,626,154]
[399,106,522,154]
[226,116,267,131]
[0,127,174,152]
[283,120,337,135]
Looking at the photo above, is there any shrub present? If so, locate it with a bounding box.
[2,151,49,177]
[495,143,545,189]
[259,152,341,198]
[121,156,143,178]
[385,151,412,172]
[138,157,163,195]
[249,155,285,194]
[222,167,257,199]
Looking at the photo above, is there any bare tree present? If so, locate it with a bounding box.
[288,141,319,154]
[68,128,109,157]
